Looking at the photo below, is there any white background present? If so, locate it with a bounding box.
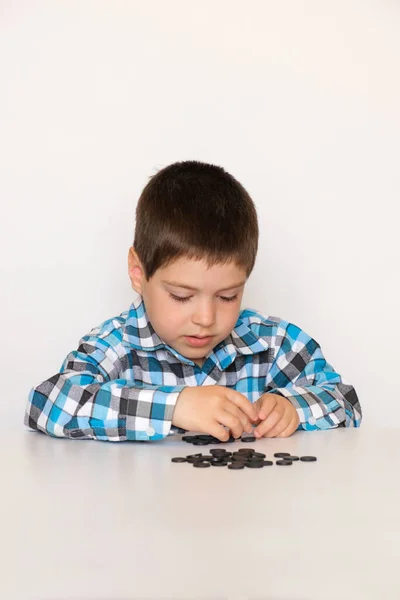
[1,0,399,429]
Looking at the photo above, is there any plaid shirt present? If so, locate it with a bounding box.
[24,294,362,441]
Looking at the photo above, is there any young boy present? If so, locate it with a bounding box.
[24,160,362,442]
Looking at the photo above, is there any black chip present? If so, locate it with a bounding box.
[186,453,202,458]
[210,456,228,463]
[171,457,187,463]
[274,452,291,458]
[238,448,255,453]
[211,461,228,466]
[193,461,211,468]
[181,433,242,445]
[228,463,245,470]
[286,455,299,461]
[242,436,256,442]
[252,452,266,459]
[246,461,264,468]
[200,455,213,461]
[275,459,293,466]
[300,456,317,462]
[263,460,273,466]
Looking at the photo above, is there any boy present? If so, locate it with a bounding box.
[24,160,362,442]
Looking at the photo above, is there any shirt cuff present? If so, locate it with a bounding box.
[126,388,185,441]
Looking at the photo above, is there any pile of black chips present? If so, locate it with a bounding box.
[171,434,317,469]
[182,433,251,445]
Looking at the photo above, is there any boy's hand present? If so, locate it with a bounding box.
[172,385,259,442]
[253,393,299,438]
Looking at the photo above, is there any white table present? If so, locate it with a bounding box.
[2,427,400,600]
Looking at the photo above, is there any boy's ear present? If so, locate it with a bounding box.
[128,246,145,294]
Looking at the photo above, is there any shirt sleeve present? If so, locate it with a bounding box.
[24,335,186,442]
[264,321,362,430]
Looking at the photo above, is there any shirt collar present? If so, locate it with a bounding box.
[122,294,269,365]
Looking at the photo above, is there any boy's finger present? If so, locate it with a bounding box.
[254,404,285,437]
[208,423,230,442]
[216,410,244,439]
[263,414,291,438]
[277,414,299,438]
[227,390,258,422]
[224,403,253,433]
[257,394,278,420]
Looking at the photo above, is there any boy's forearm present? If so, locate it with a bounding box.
[25,361,186,442]
[269,382,361,429]
[266,326,361,430]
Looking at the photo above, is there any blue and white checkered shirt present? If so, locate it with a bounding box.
[24,294,362,441]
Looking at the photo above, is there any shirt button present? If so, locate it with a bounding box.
[146,426,155,437]
[308,417,316,425]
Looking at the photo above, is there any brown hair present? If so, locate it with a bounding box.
[133,160,259,281]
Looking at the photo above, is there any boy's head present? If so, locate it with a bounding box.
[128,160,258,367]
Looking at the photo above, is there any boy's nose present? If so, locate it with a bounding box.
[192,305,216,327]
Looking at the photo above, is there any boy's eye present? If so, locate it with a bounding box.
[169,293,238,303]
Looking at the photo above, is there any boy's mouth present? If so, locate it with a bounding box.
[184,335,214,347]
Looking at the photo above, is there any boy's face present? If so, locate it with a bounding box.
[128,248,247,367]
